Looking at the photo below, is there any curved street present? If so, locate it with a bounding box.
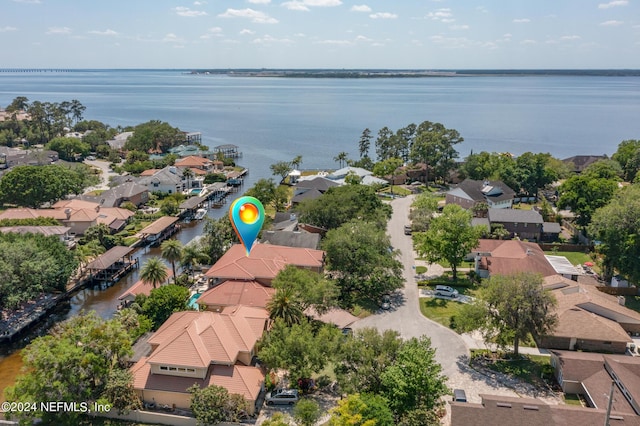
[352,195,561,408]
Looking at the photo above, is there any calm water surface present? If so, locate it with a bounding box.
[1,70,640,399]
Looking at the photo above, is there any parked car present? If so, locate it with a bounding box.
[381,294,391,310]
[404,225,412,235]
[453,388,467,402]
[265,388,299,406]
[435,285,459,298]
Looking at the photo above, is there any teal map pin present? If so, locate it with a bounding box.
[229,196,265,256]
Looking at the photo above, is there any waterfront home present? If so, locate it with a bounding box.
[446,179,516,210]
[197,280,275,312]
[327,166,387,186]
[138,166,185,194]
[175,155,223,173]
[205,243,325,287]
[291,176,339,204]
[562,155,607,174]
[79,180,149,208]
[130,306,268,414]
[106,131,133,150]
[117,268,173,306]
[0,225,71,241]
[260,230,321,250]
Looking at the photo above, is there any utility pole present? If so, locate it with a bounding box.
[604,380,615,426]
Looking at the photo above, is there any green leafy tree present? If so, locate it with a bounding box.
[245,178,277,208]
[201,215,236,264]
[124,120,183,152]
[398,407,441,426]
[334,151,349,168]
[139,256,169,289]
[203,173,227,184]
[460,151,495,180]
[358,128,372,158]
[380,336,448,417]
[589,185,640,283]
[258,318,342,380]
[373,157,403,194]
[102,369,142,415]
[47,136,91,161]
[335,328,403,395]
[267,287,305,326]
[409,192,438,232]
[291,155,303,170]
[270,161,292,184]
[456,272,557,356]
[612,139,640,182]
[272,265,338,314]
[557,174,618,227]
[410,121,463,183]
[297,184,390,230]
[329,393,395,426]
[294,398,321,426]
[0,164,87,207]
[375,126,394,161]
[160,197,179,216]
[181,244,211,279]
[414,204,483,281]
[262,413,292,426]
[514,152,559,198]
[161,239,183,284]
[140,284,189,329]
[188,384,238,425]
[323,220,403,303]
[582,158,623,181]
[5,312,134,425]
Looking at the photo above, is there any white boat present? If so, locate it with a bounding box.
[194,208,208,220]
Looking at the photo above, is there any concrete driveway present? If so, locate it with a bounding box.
[84,159,120,191]
[351,196,561,408]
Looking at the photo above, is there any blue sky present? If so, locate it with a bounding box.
[2,0,639,68]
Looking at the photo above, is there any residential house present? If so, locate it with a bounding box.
[205,243,325,287]
[130,307,268,414]
[138,166,185,194]
[169,144,218,160]
[471,239,557,279]
[0,226,71,242]
[117,268,173,306]
[562,155,607,174]
[446,179,516,210]
[260,230,321,250]
[539,275,640,353]
[327,166,388,186]
[106,131,133,150]
[541,221,562,242]
[291,176,339,204]
[79,180,149,208]
[550,350,640,416]
[0,146,59,171]
[451,393,640,426]
[175,155,223,173]
[197,280,276,312]
[487,208,544,241]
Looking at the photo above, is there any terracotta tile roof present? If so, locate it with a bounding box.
[197,280,275,308]
[176,155,212,168]
[0,208,67,220]
[140,169,159,176]
[53,199,103,210]
[147,309,268,367]
[474,239,557,277]
[0,226,70,236]
[118,267,173,300]
[130,358,264,401]
[205,243,324,280]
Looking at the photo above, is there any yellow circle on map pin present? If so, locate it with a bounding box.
[229,196,265,256]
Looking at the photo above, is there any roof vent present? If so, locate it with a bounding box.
[496,402,512,408]
[523,405,539,411]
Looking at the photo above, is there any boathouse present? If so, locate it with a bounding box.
[138,216,179,246]
[85,246,138,287]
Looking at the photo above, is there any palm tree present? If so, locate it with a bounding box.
[183,167,194,191]
[140,257,168,289]
[181,245,210,280]
[291,155,303,170]
[161,239,183,284]
[334,152,349,168]
[266,287,304,326]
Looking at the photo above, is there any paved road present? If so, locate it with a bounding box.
[352,195,467,379]
[352,196,562,410]
[84,159,119,191]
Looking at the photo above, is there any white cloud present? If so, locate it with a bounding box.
[302,0,342,6]
[294,33,306,37]
[163,33,184,43]
[239,29,255,35]
[282,1,309,11]
[193,1,207,5]
[200,27,223,39]
[521,39,537,44]
[427,8,453,21]
[370,12,398,19]
[0,26,18,32]
[315,39,352,45]
[218,8,279,23]
[351,4,371,12]
[450,24,469,30]
[174,7,207,17]
[598,0,628,9]
[46,27,72,35]
[355,35,373,42]
[600,20,623,26]
[249,0,271,3]
[252,34,293,44]
[560,35,581,40]
[513,18,530,23]
[88,29,118,36]
[12,0,41,3]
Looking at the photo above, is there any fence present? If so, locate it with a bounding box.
[538,243,593,252]
[596,286,639,296]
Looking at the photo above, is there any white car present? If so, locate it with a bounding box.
[265,389,299,406]
[435,285,459,298]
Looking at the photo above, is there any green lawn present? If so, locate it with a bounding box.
[470,350,552,387]
[378,186,412,196]
[420,297,465,329]
[564,394,583,407]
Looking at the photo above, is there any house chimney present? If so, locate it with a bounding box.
[64,208,71,220]
[618,296,626,306]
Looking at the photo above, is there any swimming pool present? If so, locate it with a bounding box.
[190,188,203,195]
[188,293,202,311]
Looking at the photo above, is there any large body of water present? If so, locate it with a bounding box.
[1,70,639,401]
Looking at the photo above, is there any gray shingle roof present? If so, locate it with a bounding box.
[453,179,516,203]
[488,208,543,224]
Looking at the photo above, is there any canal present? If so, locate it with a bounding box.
[0,193,243,402]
